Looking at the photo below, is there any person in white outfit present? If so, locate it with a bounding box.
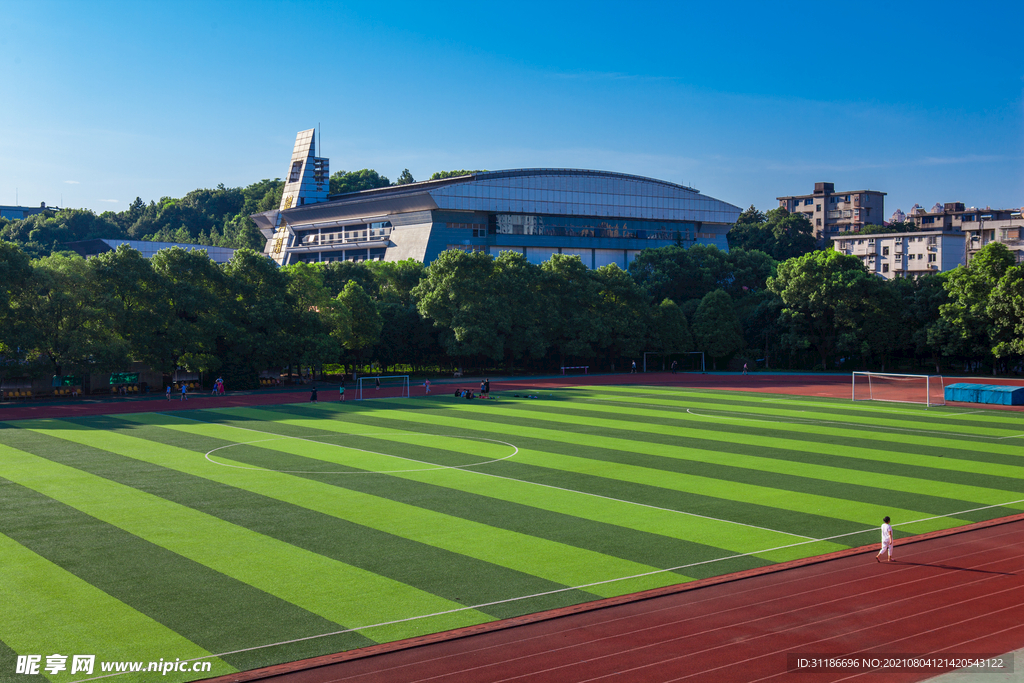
[876,516,894,562]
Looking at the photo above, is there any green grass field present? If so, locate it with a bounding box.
[3,385,1024,682]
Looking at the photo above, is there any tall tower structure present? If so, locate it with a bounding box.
[264,129,330,264]
[279,128,329,211]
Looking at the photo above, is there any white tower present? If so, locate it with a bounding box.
[279,128,329,211]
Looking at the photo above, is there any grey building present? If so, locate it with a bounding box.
[961,214,1024,264]
[777,182,886,241]
[253,131,742,268]
[63,238,237,264]
[1,202,58,221]
[832,231,964,279]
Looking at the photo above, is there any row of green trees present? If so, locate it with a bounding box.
[2,227,1023,386]
[0,170,484,261]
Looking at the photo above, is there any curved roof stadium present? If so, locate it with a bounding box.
[253,131,741,269]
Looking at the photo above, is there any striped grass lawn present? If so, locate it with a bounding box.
[3,385,1023,682]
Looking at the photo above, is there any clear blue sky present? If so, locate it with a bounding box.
[2,0,1021,220]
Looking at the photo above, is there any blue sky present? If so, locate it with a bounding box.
[2,0,1021,219]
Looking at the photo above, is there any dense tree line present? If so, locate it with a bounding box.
[3,238,1023,388]
[3,190,1024,387]
[0,169,492,261]
[0,180,284,258]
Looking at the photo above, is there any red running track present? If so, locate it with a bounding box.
[204,516,1024,683]
[4,373,1024,682]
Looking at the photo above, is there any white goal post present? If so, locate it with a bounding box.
[643,351,705,373]
[356,375,410,400]
[851,372,946,407]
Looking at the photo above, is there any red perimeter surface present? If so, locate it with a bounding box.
[204,516,1024,683]
[4,373,1024,682]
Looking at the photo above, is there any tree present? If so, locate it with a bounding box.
[329,169,391,195]
[986,264,1024,361]
[691,289,743,369]
[857,278,910,371]
[395,169,415,185]
[492,250,548,369]
[413,249,505,362]
[592,263,649,363]
[222,248,296,387]
[768,250,875,370]
[939,242,1016,369]
[88,244,168,368]
[428,170,486,180]
[540,254,604,363]
[337,280,382,367]
[0,241,35,382]
[649,299,693,354]
[728,206,817,262]
[148,247,228,374]
[19,253,126,376]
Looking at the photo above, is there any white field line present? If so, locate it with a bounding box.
[68,495,1024,683]
[164,412,815,540]
[682,407,1024,441]
[576,396,1021,440]
[204,434,518,474]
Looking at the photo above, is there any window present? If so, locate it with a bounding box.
[928,254,936,262]
[816,204,822,212]
[289,161,303,183]
[883,264,889,273]
[804,198,814,206]
[816,218,822,226]
[921,216,935,224]
[883,246,889,256]
[896,254,902,261]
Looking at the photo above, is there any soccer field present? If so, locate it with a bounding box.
[3,385,1024,682]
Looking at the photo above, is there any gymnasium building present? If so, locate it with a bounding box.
[252,129,742,269]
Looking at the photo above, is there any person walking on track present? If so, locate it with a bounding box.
[876,516,894,562]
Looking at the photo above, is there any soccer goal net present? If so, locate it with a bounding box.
[642,351,705,373]
[851,372,946,407]
[356,375,410,400]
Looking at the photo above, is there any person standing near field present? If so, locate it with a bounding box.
[339,384,345,402]
[424,378,430,394]
[180,383,188,401]
[876,516,894,562]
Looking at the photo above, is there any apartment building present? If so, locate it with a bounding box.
[777,182,885,241]
[961,214,1024,264]
[832,231,964,280]
[906,202,1018,231]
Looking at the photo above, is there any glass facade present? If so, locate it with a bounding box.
[491,214,697,240]
[427,170,738,225]
[264,166,740,267]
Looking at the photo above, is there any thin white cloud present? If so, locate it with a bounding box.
[64,180,80,184]
[919,154,1005,166]
[99,199,119,203]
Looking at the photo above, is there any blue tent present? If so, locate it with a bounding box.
[944,383,1024,406]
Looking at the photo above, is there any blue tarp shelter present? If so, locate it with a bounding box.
[944,383,1024,406]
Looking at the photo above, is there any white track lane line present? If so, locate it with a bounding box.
[81,410,1017,677]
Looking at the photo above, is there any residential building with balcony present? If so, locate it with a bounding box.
[832,230,964,280]
[777,182,885,241]
[906,202,1019,231]
[961,213,1024,264]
